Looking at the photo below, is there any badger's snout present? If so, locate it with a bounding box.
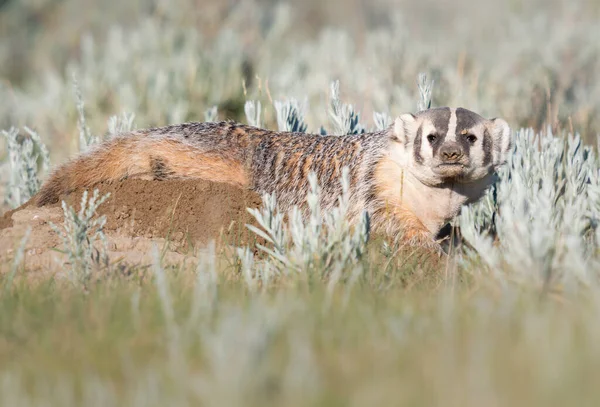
[439,143,464,163]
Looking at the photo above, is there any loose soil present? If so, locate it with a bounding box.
[0,179,264,273]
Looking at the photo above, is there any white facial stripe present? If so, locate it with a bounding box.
[445,108,457,142]
[422,122,436,139]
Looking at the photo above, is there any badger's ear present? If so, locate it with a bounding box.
[393,113,417,145]
[488,118,512,167]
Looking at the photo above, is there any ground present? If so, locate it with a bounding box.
[0,179,263,271]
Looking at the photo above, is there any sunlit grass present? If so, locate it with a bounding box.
[1,260,599,406]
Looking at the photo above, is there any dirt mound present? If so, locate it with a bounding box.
[61,179,264,247]
[0,179,264,272]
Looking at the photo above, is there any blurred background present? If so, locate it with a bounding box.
[2,0,600,163]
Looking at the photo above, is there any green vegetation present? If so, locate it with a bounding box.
[3,249,600,406]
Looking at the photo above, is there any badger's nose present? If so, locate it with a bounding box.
[440,144,463,162]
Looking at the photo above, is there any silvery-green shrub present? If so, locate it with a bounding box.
[50,189,111,287]
[1,126,50,208]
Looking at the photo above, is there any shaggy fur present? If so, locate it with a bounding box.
[35,107,512,252]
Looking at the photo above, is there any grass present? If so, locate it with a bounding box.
[1,261,600,406]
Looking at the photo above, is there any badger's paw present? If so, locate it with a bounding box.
[398,227,446,257]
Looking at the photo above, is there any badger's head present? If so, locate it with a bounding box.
[392,107,512,186]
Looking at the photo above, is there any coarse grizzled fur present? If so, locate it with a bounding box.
[35,107,513,253]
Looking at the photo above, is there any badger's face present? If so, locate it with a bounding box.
[392,107,512,186]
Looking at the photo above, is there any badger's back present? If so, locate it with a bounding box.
[34,121,389,210]
[157,121,390,212]
[35,121,256,206]
[249,130,387,212]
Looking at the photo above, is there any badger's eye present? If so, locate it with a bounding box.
[466,134,477,144]
[427,134,437,143]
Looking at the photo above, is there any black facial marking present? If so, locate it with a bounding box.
[417,107,451,159]
[455,136,471,160]
[455,108,485,160]
[482,129,492,166]
[430,107,451,135]
[429,131,446,159]
[457,140,472,158]
[150,157,169,180]
[456,108,482,131]
[413,126,424,164]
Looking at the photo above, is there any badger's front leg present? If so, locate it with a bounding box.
[371,205,446,256]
